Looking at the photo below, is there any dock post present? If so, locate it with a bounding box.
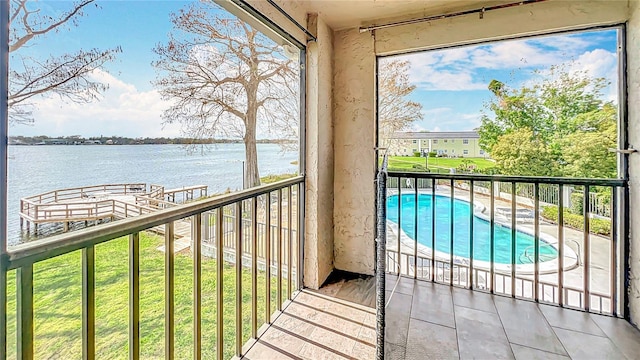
[20,217,23,229]
[33,224,38,235]
[63,222,69,232]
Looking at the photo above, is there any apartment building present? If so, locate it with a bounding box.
[386,130,487,157]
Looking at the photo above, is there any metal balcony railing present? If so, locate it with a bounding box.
[0,176,304,360]
[384,171,626,316]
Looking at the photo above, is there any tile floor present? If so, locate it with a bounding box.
[243,273,640,359]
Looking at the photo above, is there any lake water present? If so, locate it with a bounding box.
[7,144,298,245]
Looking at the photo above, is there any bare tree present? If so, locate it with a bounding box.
[153,2,299,189]
[9,0,121,124]
[378,59,423,150]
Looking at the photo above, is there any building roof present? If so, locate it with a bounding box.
[390,131,480,140]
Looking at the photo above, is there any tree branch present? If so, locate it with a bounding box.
[10,0,95,52]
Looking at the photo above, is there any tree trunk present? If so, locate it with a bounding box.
[244,84,260,189]
[244,135,260,188]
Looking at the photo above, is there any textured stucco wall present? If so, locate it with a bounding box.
[333,29,376,275]
[304,14,335,288]
[375,0,628,55]
[627,0,640,326]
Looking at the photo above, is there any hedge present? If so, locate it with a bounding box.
[541,205,611,236]
[570,192,584,214]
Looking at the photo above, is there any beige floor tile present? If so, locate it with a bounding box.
[538,304,605,337]
[405,318,459,359]
[351,341,376,360]
[494,297,567,355]
[510,344,570,360]
[356,325,376,345]
[590,314,640,360]
[410,284,455,328]
[243,339,302,360]
[452,286,497,313]
[260,326,312,356]
[455,306,513,360]
[384,343,406,360]
[554,327,624,359]
[298,326,357,359]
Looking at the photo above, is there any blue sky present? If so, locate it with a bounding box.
[387,29,619,132]
[10,1,619,137]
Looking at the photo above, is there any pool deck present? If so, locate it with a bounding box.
[242,274,640,359]
[387,185,618,313]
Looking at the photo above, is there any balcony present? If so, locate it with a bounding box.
[4,0,640,359]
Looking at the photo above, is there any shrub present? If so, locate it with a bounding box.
[413,151,422,157]
[570,191,584,214]
[541,205,610,236]
[428,151,437,158]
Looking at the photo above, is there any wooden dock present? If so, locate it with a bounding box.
[19,183,208,235]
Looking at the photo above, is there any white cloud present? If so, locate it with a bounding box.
[407,63,486,91]
[12,69,182,138]
[469,41,562,69]
[399,31,611,92]
[570,49,617,81]
[570,48,619,102]
[416,108,481,132]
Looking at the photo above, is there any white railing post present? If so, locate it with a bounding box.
[563,185,573,211]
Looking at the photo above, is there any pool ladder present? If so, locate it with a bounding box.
[519,240,581,266]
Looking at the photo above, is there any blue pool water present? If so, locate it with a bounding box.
[387,194,558,265]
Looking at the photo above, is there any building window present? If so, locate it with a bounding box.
[451,139,455,143]
[451,149,455,153]
[463,139,469,144]
[412,140,417,144]
[463,150,469,155]
[480,149,485,155]
[444,149,447,153]
[433,140,438,144]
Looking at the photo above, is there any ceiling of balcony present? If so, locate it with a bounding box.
[299,0,517,30]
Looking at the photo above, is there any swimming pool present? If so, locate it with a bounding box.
[387,193,558,265]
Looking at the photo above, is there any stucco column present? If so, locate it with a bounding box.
[627,0,640,325]
[333,29,376,275]
[303,14,335,289]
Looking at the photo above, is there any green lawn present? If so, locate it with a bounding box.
[260,173,297,184]
[387,156,495,172]
[5,233,283,359]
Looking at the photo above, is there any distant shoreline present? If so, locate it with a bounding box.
[9,136,295,146]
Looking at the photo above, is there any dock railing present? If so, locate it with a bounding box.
[1,176,304,359]
[20,184,149,222]
[21,183,148,204]
[384,171,626,317]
